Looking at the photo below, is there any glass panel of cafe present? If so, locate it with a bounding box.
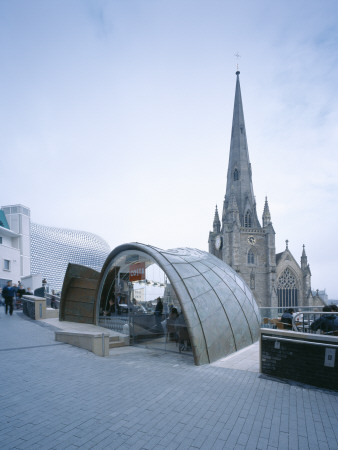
[98,250,192,355]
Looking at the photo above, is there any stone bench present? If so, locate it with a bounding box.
[55,330,110,357]
[46,307,59,319]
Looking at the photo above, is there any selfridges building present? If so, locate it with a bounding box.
[30,223,110,290]
[1,204,110,291]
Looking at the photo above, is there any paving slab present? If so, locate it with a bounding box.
[211,341,260,372]
[0,309,337,450]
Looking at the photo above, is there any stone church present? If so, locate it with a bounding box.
[208,71,323,309]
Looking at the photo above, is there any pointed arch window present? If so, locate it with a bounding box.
[244,211,252,228]
[233,168,239,181]
[277,268,298,309]
[248,249,254,264]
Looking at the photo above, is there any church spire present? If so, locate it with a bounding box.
[213,205,220,233]
[228,189,240,226]
[262,197,271,227]
[222,71,260,229]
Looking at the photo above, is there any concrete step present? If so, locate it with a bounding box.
[109,340,128,348]
[109,335,128,348]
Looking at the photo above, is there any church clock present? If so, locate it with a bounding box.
[247,236,256,245]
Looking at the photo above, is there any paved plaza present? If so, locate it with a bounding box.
[0,310,338,450]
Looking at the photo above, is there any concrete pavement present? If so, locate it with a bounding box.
[0,309,337,449]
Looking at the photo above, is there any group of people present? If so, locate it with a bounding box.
[281,305,338,334]
[310,305,338,334]
[103,296,140,316]
[1,280,33,315]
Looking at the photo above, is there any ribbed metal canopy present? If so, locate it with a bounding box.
[98,243,260,365]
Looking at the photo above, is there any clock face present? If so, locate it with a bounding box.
[215,235,222,250]
[248,236,256,245]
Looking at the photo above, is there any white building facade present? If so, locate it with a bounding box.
[0,205,30,289]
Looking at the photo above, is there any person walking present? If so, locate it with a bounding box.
[154,297,163,330]
[2,281,15,316]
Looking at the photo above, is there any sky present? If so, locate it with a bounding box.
[1,0,338,298]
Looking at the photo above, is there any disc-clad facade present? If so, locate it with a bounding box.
[31,223,110,290]
[97,243,260,365]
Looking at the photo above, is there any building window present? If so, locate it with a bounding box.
[248,249,254,264]
[244,211,252,228]
[4,259,10,271]
[233,169,239,181]
[277,268,298,309]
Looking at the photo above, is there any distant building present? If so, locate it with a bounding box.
[311,289,329,304]
[133,288,145,303]
[208,72,323,309]
[0,204,110,291]
[0,205,30,289]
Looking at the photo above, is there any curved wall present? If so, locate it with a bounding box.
[31,223,110,291]
[97,243,261,365]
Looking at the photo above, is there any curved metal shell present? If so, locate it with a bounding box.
[97,243,261,365]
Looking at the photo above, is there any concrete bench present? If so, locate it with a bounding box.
[46,307,59,319]
[55,330,110,357]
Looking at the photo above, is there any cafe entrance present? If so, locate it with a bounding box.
[97,249,192,356]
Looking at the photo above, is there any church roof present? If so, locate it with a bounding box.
[276,252,283,265]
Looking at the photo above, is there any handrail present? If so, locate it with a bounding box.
[262,335,338,349]
[260,306,324,311]
[45,292,60,308]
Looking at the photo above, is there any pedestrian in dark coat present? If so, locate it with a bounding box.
[2,281,15,316]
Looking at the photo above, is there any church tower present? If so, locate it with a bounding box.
[209,71,276,307]
[208,70,321,309]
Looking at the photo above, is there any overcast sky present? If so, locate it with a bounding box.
[1,0,338,298]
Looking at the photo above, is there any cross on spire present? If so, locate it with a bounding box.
[234,52,241,71]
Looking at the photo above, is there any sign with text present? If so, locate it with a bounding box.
[129,262,146,282]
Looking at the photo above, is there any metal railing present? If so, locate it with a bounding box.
[260,309,338,335]
[259,305,323,320]
[292,311,338,334]
[98,316,129,334]
[45,293,61,309]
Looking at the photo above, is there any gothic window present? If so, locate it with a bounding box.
[244,211,252,228]
[233,168,239,181]
[277,268,298,309]
[250,272,255,290]
[248,249,254,264]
